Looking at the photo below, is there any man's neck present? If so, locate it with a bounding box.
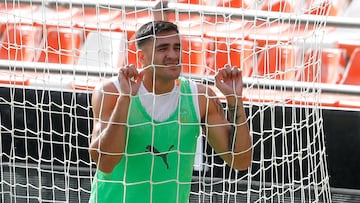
[142,76,176,95]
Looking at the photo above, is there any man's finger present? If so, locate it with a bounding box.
[230,67,237,78]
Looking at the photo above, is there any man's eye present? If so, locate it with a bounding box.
[157,47,167,51]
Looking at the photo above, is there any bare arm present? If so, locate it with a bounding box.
[88,65,143,173]
[201,65,252,170]
[88,83,130,173]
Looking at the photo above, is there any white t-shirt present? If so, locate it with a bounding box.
[110,77,200,122]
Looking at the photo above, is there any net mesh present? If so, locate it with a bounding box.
[0,0,333,202]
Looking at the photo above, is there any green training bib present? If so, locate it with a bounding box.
[89,77,200,203]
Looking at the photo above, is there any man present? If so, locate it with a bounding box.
[88,21,252,203]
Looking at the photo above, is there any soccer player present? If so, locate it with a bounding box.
[88,20,252,203]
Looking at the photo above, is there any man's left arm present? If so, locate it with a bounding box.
[206,65,252,170]
[225,96,252,170]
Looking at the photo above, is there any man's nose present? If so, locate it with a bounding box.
[166,48,179,58]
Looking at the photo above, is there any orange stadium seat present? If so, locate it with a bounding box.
[321,48,346,83]
[205,35,255,76]
[164,10,204,26]
[0,4,39,25]
[181,35,209,75]
[306,0,350,16]
[36,6,82,28]
[126,34,140,67]
[340,48,360,86]
[74,7,122,33]
[216,0,248,8]
[0,24,42,61]
[244,0,294,46]
[36,27,84,64]
[245,22,293,49]
[306,0,331,15]
[261,0,294,13]
[300,48,346,84]
[336,39,360,59]
[256,45,298,80]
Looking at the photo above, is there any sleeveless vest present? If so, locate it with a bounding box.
[89,77,200,203]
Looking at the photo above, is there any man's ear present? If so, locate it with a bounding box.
[137,49,145,65]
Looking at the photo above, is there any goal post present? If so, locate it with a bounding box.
[0,0,335,202]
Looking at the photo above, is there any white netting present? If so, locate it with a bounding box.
[0,0,336,202]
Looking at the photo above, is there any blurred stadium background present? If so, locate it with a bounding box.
[0,0,360,202]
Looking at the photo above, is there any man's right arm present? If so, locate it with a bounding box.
[88,82,130,174]
[89,65,143,173]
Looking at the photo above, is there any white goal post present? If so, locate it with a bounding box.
[0,0,343,202]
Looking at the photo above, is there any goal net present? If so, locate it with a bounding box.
[0,0,332,202]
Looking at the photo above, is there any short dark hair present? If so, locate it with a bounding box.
[135,21,179,48]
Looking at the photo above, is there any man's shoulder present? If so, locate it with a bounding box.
[91,78,120,113]
[179,77,204,91]
[179,77,218,95]
[93,77,119,95]
[191,81,216,96]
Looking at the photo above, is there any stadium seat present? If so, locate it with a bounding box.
[122,23,151,68]
[74,7,122,33]
[181,35,209,75]
[205,34,255,76]
[306,0,331,15]
[301,49,322,83]
[321,48,347,83]
[245,22,293,49]
[0,4,40,25]
[300,48,346,84]
[340,48,360,86]
[126,34,140,67]
[36,6,82,27]
[336,39,360,59]
[261,0,294,13]
[306,0,350,16]
[0,24,42,61]
[36,27,84,64]
[216,0,248,8]
[256,45,298,80]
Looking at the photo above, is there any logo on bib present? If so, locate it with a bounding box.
[145,145,174,169]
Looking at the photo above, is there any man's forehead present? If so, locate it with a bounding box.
[152,32,181,45]
[154,31,180,39]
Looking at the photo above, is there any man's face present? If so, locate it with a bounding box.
[141,30,182,80]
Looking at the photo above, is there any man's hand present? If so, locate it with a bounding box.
[214,64,244,99]
[118,64,144,96]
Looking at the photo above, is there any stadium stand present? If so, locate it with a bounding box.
[36,27,84,64]
[35,5,82,27]
[77,31,126,68]
[0,24,42,61]
[216,0,249,8]
[261,0,294,13]
[73,7,122,32]
[181,35,208,75]
[204,32,255,76]
[256,45,298,80]
[301,47,347,84]
[0,0,357,85]
[336,38,360,59]
[340,47,360,85]
[1,1,360,203]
